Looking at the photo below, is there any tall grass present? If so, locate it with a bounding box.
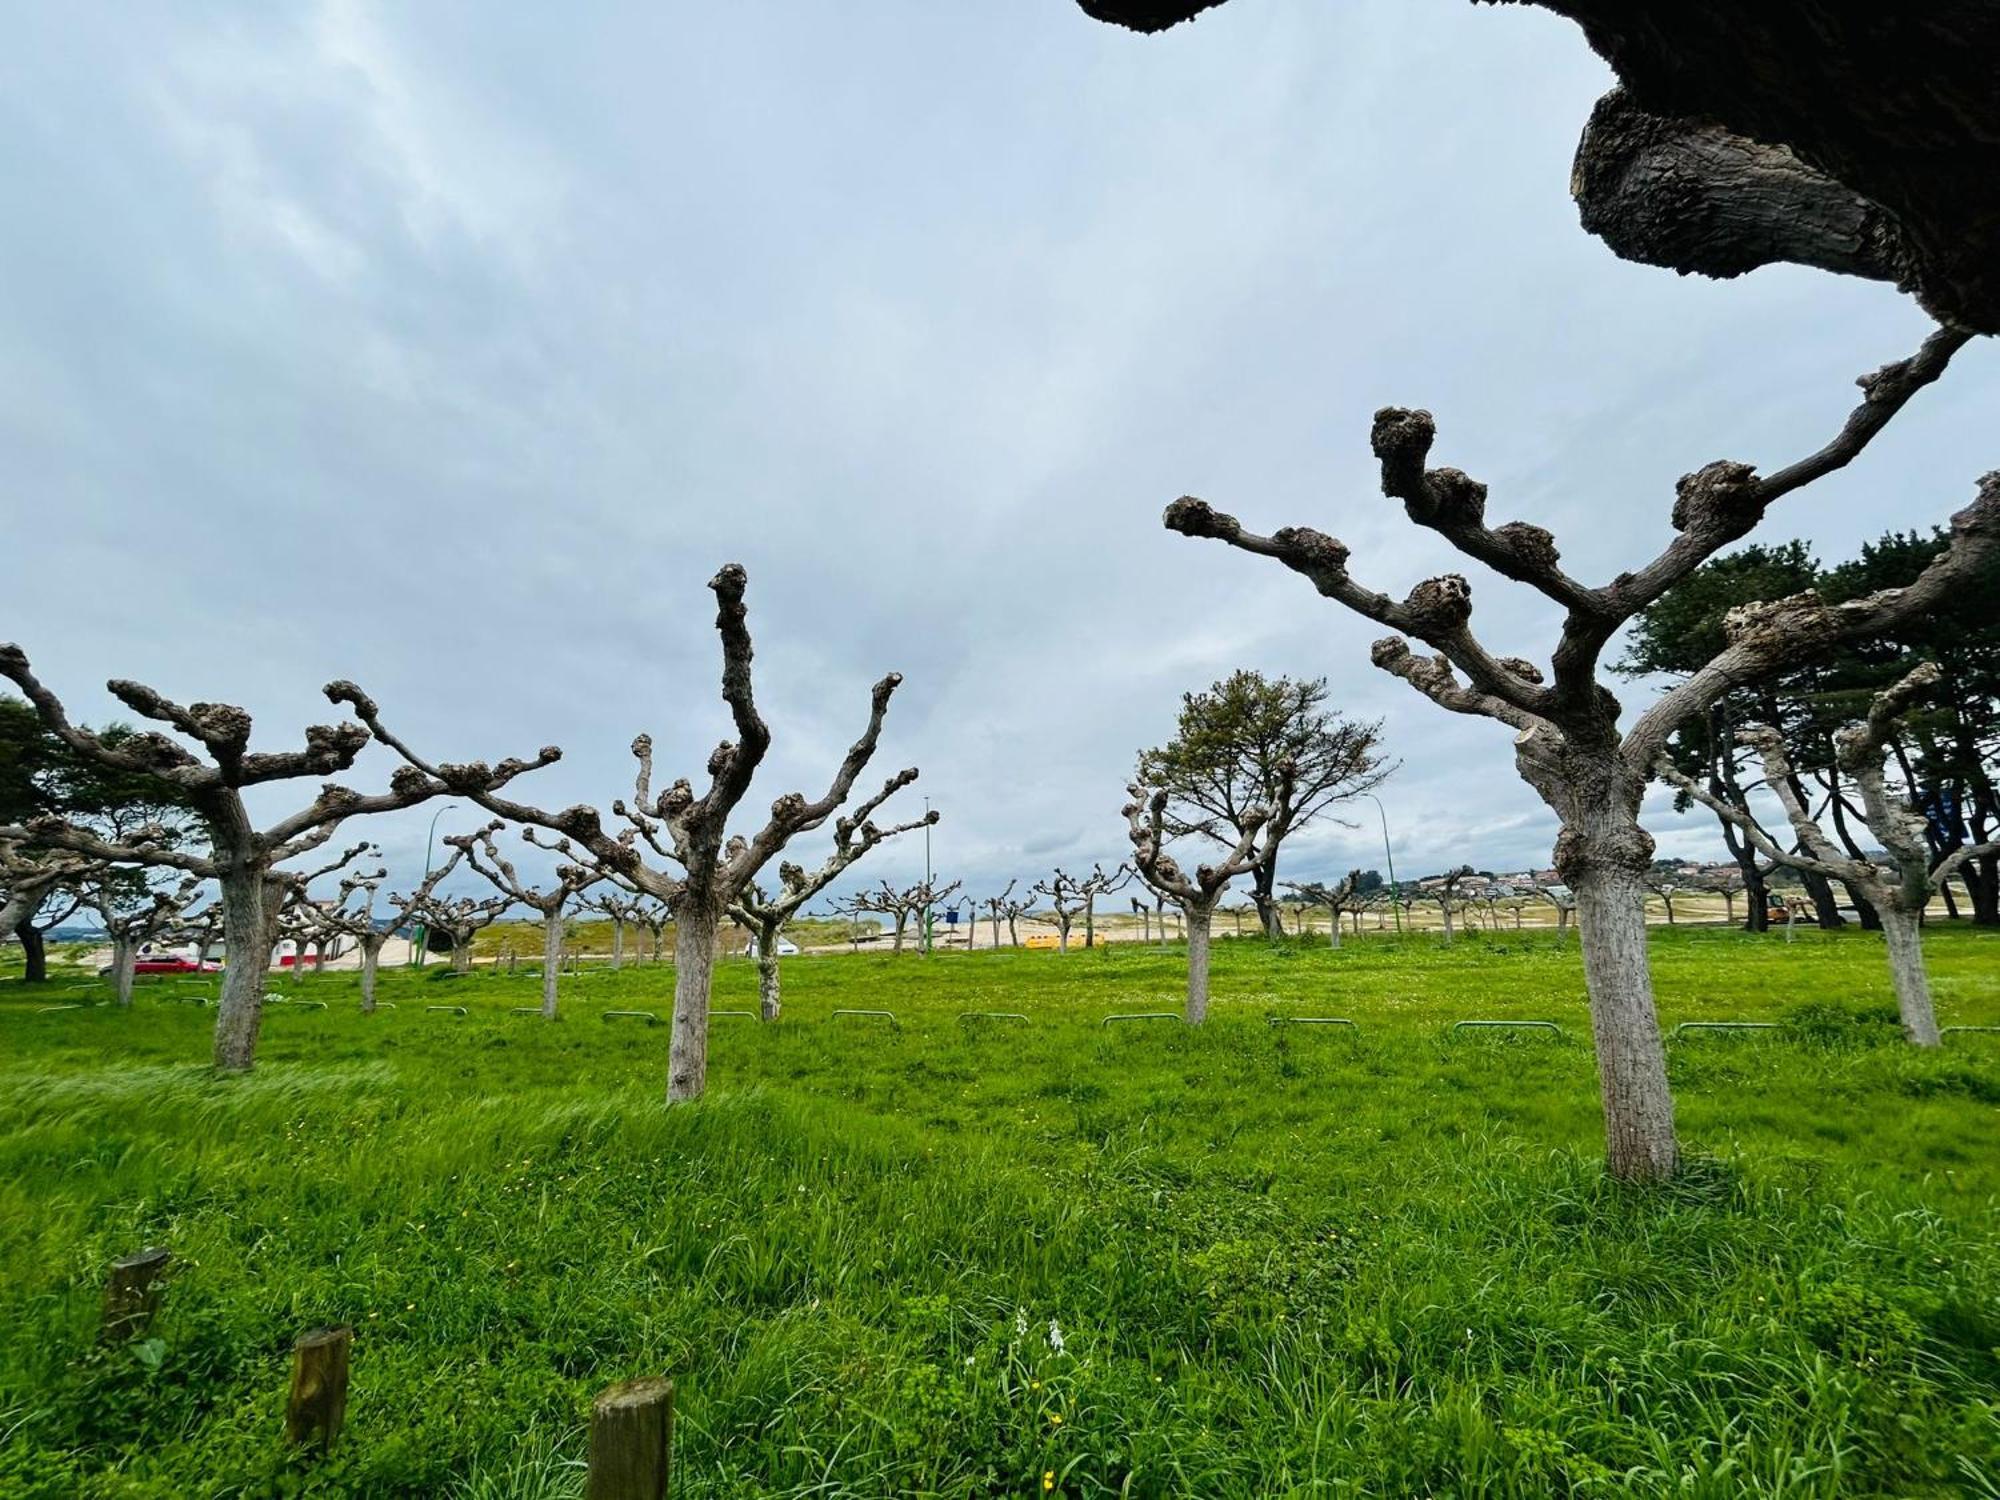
[1,926,1996,1496]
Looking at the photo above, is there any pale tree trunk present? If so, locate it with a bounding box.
[891,913,908,954]
[1006,915,1020,948]
[1878,906,1941,1046]
[111,934,136,1007]
[1721,890,1737,924]
[1327,908,1341,950]
[668,899,720,1102]
[213,867,274,1072]
[1056,915,1071,953]
[1083,898,1095,948]
[452,940,472,974]
[540,910,563,1019]
[1441,902,1456,944]
[1571,849,1679,1183]
[359,937,383,1014]
[610,918,625,972]
[1183,903,1214,1023]
[757,953,780,1019]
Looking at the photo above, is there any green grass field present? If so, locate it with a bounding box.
[3,926,1998,1497]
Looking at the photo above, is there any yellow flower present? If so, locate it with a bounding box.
[1048,1413,1063,1426]
[1043,1473,1055,1492]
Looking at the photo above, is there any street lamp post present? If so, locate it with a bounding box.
[1364,792,1402,935]
[408,802,457,966]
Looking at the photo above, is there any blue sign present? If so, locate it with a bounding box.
[943,909,960,925]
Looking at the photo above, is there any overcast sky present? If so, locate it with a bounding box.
[5,1,1995,909]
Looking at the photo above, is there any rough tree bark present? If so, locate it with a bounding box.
[1163,328,1991,1181]
[339,565,913,1104]
[1074,2,2000,333]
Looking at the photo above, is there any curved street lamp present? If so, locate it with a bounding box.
[1363,792,1402,935]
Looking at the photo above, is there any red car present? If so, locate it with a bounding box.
[98,955,221,977]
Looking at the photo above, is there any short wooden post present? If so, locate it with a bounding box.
[588,1376,674,1500]
[285,1326,352,1452]
[100,1246,171,1342]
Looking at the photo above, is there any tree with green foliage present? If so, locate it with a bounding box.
[0,647,551,1069]
[0,695,196,981]
[1625,525,2000,927]
[1136,670,1391,940]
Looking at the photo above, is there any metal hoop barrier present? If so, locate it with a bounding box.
[425,1005,469,1016]
[711,1010,757,1020]
[1102,1012,1182,1026]
[602,1010,661,1025]
[1943,1025,2000,1039]
[958,1011,1030,1023]
[1674,1021,1778,1037]
[1450,1020,1564,1038]
[1267,1016,1359,1030]
[832,1009,900,1026]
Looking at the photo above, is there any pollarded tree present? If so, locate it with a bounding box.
[1030,864,1128,952]
[1285,872,1364,950]
[1124,773,1281,1021]
[984,880,1022,949]
[1136,670,1391,937]
[730,774,934,1019]
[83,870,202,1007]
[450,823,604,1020]
[854,876,962,955]
[1162,332,1996,1181]
[303,846,466,1012]
[1422,865,1476,945]
[334,564,913,1103]
[412,889,513,975]
[0,647,553,1071]
[1643,871,1683,925]
[1658,663,1999,1046]
[587,887,649,971]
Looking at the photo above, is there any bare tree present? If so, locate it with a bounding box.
[304,847,465,1012]
[1124,773,1281,1021]
[1421,865,1476,945]
[730,776,933,1018]
[986,881,1034,949]
[586,887,650,971]
[1659,663,1999,1045]
[1644,873,1683,925]
[334,565,912,1102]
[1029,864,1128,952]
[1162,325,1994,1180]
[983,879,1021,950]
[0,647,552,1070]
[412,890,513,975]
[854,876,962,955]
[449,823,603,1020]
[1285,872,1364,950]
[84,871,201,1007]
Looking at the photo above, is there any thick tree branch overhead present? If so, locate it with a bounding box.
[1075,1,2000,331]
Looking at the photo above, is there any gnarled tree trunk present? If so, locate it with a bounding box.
[212,868,274,1072]
[669,899,721,1103]
[358,935,384,1013]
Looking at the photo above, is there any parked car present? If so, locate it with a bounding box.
[744,936,801,958]
[98,955,221,977]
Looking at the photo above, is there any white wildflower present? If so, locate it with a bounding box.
[1047,1318,1066,1355]
[1015,1307,1029,1337]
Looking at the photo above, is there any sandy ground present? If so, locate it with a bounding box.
[66,890,1969,973]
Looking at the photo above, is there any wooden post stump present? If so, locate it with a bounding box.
[100,1247,171,1342]
[285,1326,352,1452]
[588,1376,674,1500]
